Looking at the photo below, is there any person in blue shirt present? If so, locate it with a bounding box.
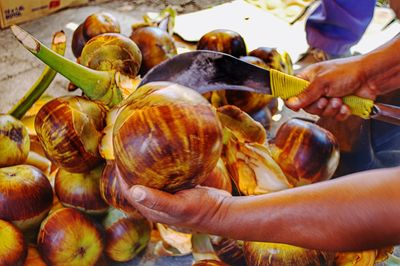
[298,0,377,64]
[298,0,398,176]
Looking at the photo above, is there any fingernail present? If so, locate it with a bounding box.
[287,97,300,106]
[340,106,348,114]
[131,187,146,202]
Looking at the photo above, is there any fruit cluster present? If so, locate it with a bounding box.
[1,8,389,266]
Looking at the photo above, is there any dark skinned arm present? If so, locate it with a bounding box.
[121,166,400,252]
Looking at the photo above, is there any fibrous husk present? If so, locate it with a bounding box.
[217,105,266,144]
[222,132,291,195]
[154,223,192,256]
[218,105,290,195]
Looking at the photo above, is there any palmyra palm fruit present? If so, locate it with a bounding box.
[113,82,223,193]
[130,26,177,75]
[72,12,121,58]
[0,114,30,167]
[35,96,107,173]
[269,118,340,186]
[197,29,247,58]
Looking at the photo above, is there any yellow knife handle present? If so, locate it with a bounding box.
[269,69,374,119]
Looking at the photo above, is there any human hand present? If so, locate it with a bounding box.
[286,57,377,121]
[390,0,400,18]
[119,175,233,233]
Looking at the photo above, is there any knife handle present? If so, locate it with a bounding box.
[269,69,374,119]
[371,103,400,126]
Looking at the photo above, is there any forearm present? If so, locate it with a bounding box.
[361,36,400,96]
[211,166,400,251]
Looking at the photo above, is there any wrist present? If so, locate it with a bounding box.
[197,195,247,239]
[358,37,400,96]
[204,194,282,242]
[354,56,379,99]
[189,190,237,236]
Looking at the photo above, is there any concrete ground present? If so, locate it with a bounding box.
[0,0,230,113]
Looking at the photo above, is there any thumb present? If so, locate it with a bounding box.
[286,82,324,110]
[125,185,182,224]
[126,185,175,212]
[117,174,181,223]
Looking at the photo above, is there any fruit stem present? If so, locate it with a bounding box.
[8,31,67,119]
[11,25,122,106]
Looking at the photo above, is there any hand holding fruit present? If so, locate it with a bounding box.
[120,181,232,233]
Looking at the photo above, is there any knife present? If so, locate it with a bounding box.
[139,50,400,124]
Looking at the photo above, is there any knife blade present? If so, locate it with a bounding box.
[140,50,272,95]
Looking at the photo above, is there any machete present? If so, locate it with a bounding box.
[139,50,400,125]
